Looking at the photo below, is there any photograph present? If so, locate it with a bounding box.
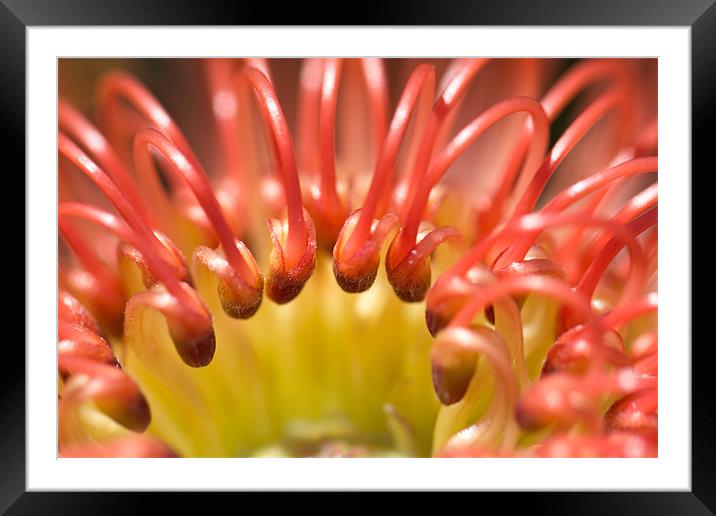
[56,57,659,459]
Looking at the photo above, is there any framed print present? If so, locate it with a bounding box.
[5,0,712,512]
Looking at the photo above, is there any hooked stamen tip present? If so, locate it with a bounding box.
[266,210,318,304]
[431,362,473,405]
[430,330,480,405]
[331,210,397,294]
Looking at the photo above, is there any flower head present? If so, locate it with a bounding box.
[58,58,657,458]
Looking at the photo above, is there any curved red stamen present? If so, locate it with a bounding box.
[449,275,599,341]
[296,58,325,176]
[313,58,390,246]
[442,274,608,419]
[393,96,549,266]
[341,63,436,260]
[385,225,462,302]
[542,59,638,120]
[505,60,639,211]
[265,208,318,304]
[133,128,260,288]
[58,132,205,323]
[542,156,657,215]
[503,157,657,263]
[96,71,202,174]
[576,205,657,304]
[431,326,517,419]
[59,201,189,288]
[401,58,490,215]
[60,201,135,244]
[447,212,646,303]
[578,183,658,278]
[58,203,130,334]
[360,58,390,149]
[59,99,154,225]
[205,58,244,182]
[508,88,629,221]
[601,292,658,329]
[332,211,399,293]
[238,68,307,268]
[58,211,123,290]
[59,355,150,433]
[552,118,658,265]
[125,285,216,368]
[316,58,348,242]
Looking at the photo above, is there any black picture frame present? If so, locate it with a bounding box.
[6,0,710,512]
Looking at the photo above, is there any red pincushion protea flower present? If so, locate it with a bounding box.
[57,58,657,458]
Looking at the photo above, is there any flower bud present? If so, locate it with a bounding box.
[167,319,217,369]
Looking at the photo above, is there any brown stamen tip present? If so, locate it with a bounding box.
[266,210,318,304]
[387,255,432,302]
[430,329,479,405]
[386,225,462,302]
[96,390,152,433]
[168,325,216,368]
[332,210,398,294]
[333,258,379,294]
[218,278,263,319]
[130,282,216,367]
[193,244,264,319]
[164,290,217,367]
[431,363,474,405]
